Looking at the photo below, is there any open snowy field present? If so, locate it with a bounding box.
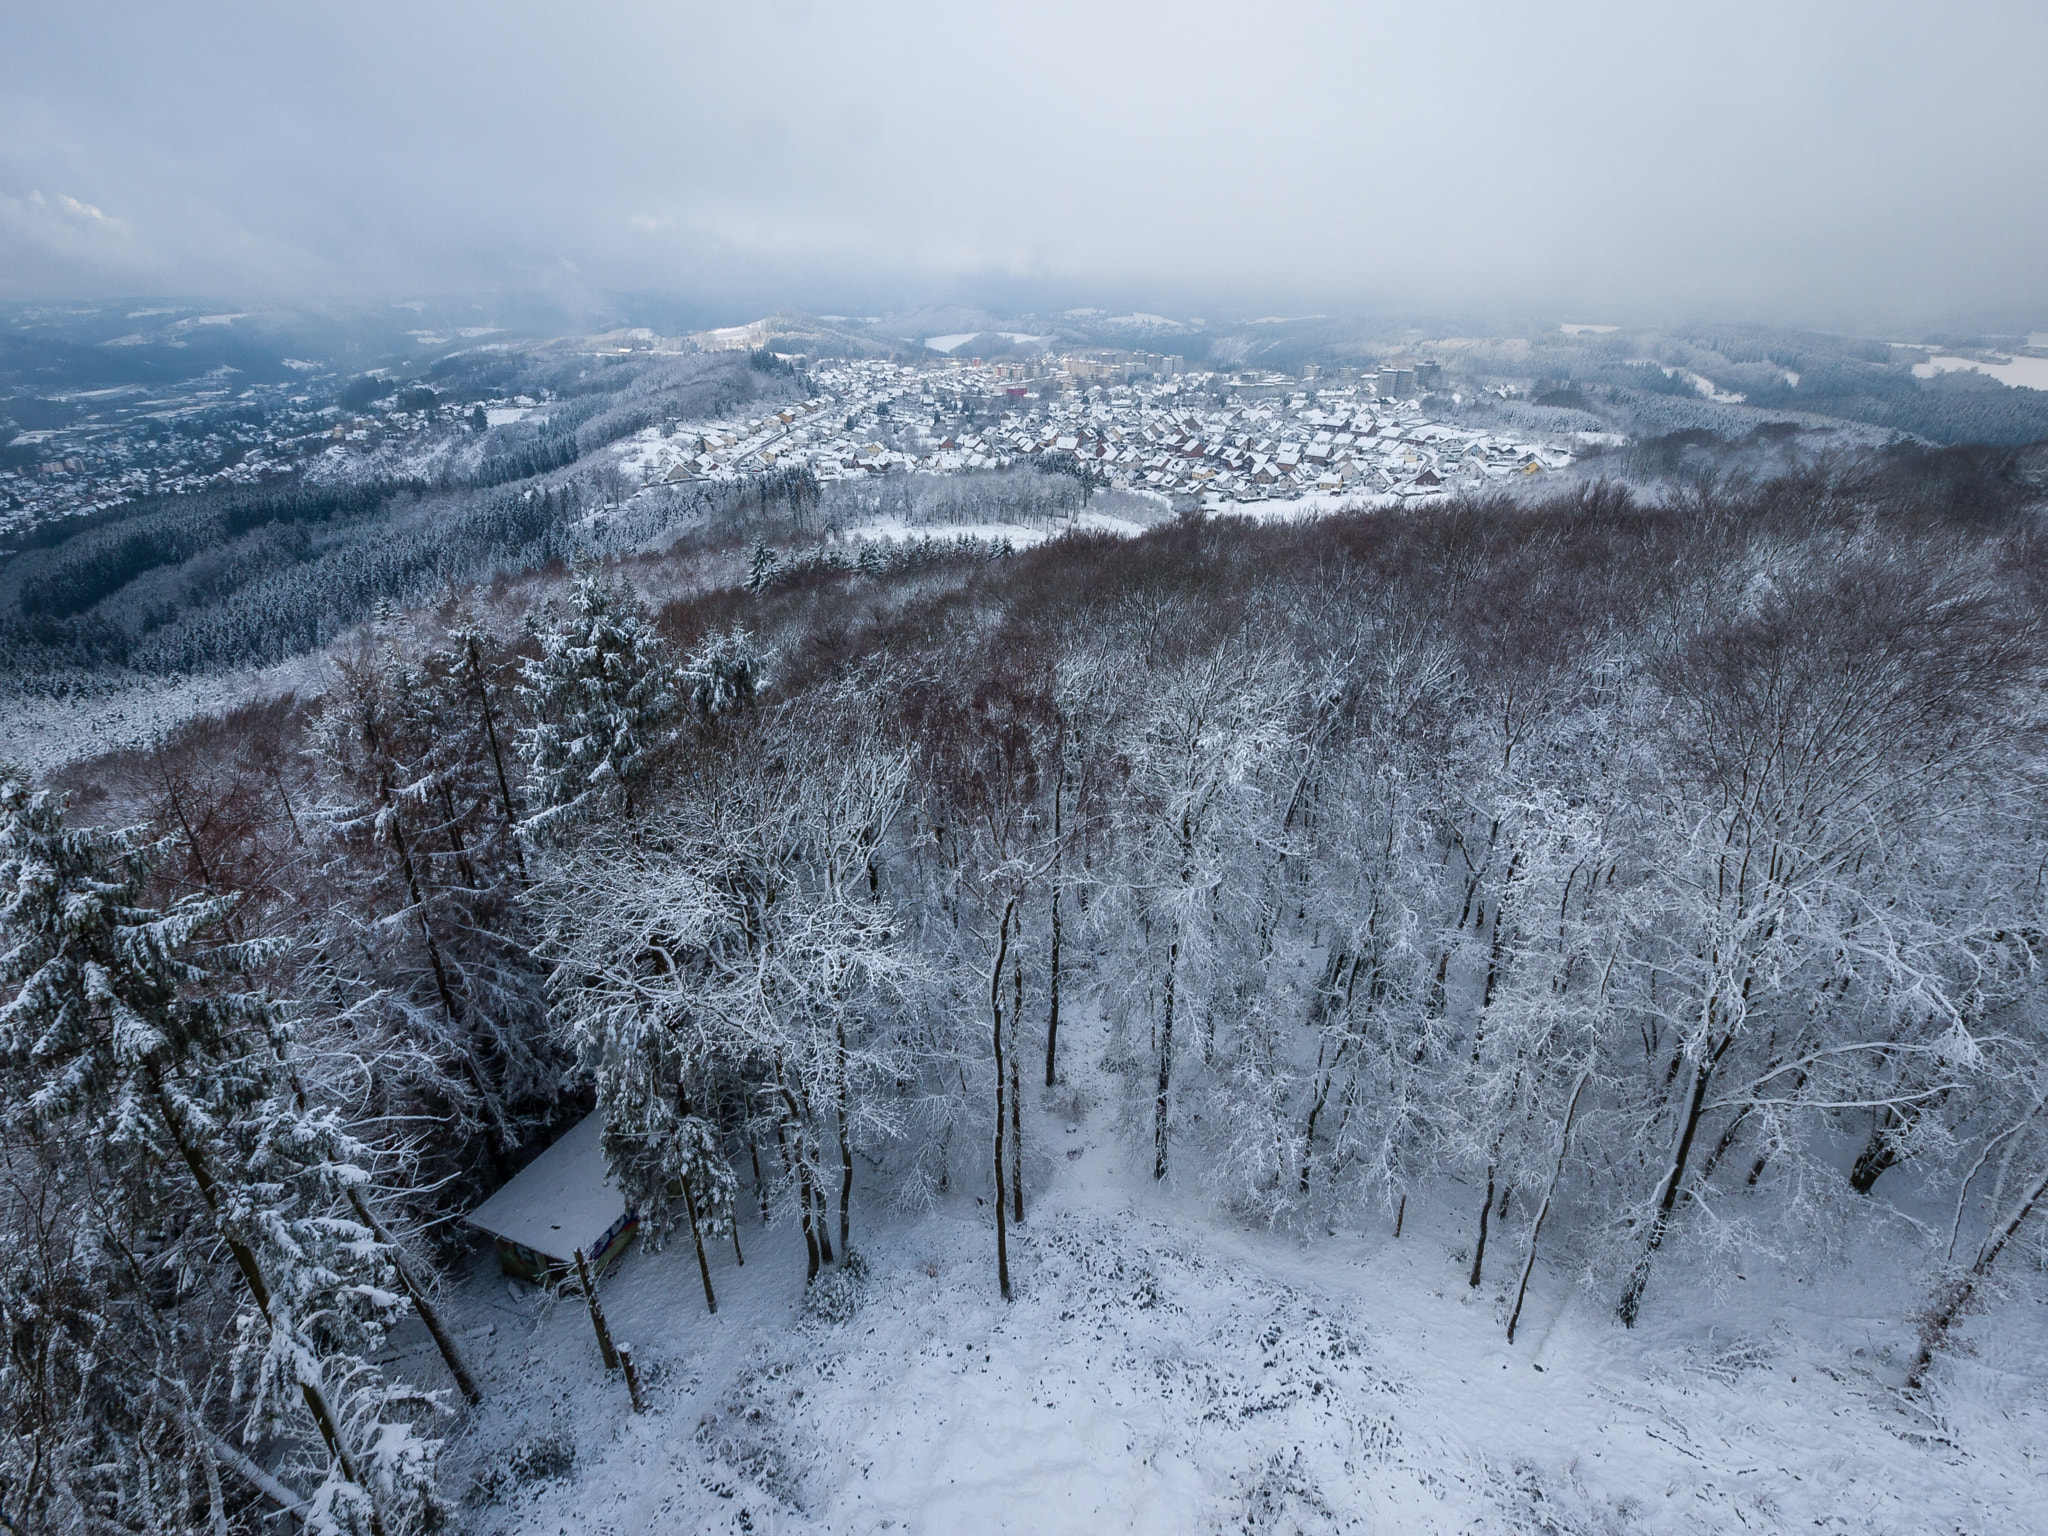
[425,1030,2046,1535]
[1911,354,2048,393]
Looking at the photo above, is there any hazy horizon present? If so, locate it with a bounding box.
[5,2,2046,333]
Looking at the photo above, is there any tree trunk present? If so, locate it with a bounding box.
[1044,884,1063,1087]
[436,782,478,888]
[814,1180,836,1265]
[574,1249,621,1369]
[1011,949,1025,1225]
[157,750,216,889]
[1299,960,1355,1195]
[837,1014,855,1257]
[467,634,528,884]
[1693,1104,1750,1193]
[991,900,1016,1300]
[618,1346,648,1414]
[208,1434,309,1525]
[1154,934,1179,1181]
[750,1134,770,1224]
[1618,1043,1722,1328]
[1850,1105,1905,1195]
[1908,1161,2048,1389]
[775,1072,827,1275]
[387,804,460,1025]
[1045,768,1064,1087]
[347,1188,482,1404]
[151,1080,385,1536]
[276,1051,480,1405]
[1300,1054,1332,1195]
[796,1157,821,1282]
[679,1173,718,1314]
[385,801,510,1158]
[1481,852,1522,1010]
[1469,1164,1496,1289]
[266,765,305,847]
[196,1418,231,1536]
[1508,1069,1590,1345]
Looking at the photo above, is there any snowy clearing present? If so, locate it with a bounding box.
[1913,354,2048,392]
[0,653,330,776]
[431,1064,2044,1536]
[420,1005,2046,1536]
[923,333,1045,354]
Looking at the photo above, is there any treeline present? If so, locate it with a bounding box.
[0,471,758,683]
[813,464,1096,536]
[0,350,794,684]
[467,428,582,490]
[2,480,412,623]
[439,350,782,493]
[1614,434,2041,518]
[7,456,2048,1530]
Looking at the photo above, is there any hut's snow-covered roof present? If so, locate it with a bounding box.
[463,1111,627,1264]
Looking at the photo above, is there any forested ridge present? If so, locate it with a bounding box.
[6,449,2048,1532]
[0,348,794,685]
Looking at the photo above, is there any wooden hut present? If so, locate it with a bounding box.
[464,1111,638,1282]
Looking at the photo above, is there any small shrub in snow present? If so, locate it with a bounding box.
[469,1430,576,1503]
[1237,1446,1341,1536]
[801,1249,871,1324]
[509,1432,577,1485]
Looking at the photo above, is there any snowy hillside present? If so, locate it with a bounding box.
[433,1022,2044,1535]
[10,461,2048,1536]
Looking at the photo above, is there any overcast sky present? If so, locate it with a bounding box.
[4,1,2044,328]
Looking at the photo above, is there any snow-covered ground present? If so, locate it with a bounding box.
[923,333,1044,354]
[421,1012,2046,1534]
[1912,354,2048,393]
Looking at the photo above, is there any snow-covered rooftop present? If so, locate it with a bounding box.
[464,1111,629,1264]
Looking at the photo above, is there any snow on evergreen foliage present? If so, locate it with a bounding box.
[0,772,449,1535]
[308,623,557,1157]
[603,1102,739,1257]
[518,567,681,826]
[682,627,760,723]
[747,539,779,593]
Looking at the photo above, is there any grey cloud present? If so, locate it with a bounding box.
[3,0,2043,328]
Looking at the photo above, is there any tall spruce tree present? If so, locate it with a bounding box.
[519,568,681,826]
[311,640,521,1158]
[682,626,760,724]
[0,775,449,1536]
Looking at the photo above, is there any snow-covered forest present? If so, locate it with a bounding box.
[6,450,2048,1532]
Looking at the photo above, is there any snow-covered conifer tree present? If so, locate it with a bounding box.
[519,567,681,825]
[0,775,448,1536]
[747,539,779,593]
[442,606,528,881]
[682,626,760,723]
[310,641,524,1157]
